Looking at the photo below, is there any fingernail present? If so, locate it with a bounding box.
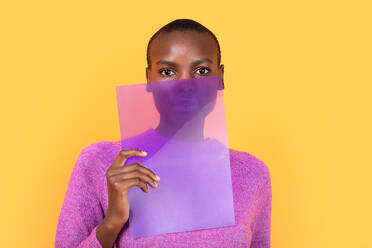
[154,182,158,187]
[141,151,147,156]
[155,175,160,181]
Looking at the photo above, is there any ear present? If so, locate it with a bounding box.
[146,67,153,92]
[146,82,153,92]
[218,64,225,90]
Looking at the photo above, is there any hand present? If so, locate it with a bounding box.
[105,149,161,226]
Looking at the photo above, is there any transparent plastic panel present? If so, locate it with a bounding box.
[115,75,235,238]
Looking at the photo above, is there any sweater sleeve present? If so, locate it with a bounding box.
[55,144,105,248]
[250,163,272,248]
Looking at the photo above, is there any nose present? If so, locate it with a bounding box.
[172,71,198,94]
[176,77,197,95]
[176,71,195,81]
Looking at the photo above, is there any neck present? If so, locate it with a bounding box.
[155,117,205,142]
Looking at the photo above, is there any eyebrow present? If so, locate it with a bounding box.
[155,58,213,67]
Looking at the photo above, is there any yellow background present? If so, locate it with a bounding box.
[1,1,371,247]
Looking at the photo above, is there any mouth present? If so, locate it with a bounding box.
[175,98,197,105]
[173,99,198,112]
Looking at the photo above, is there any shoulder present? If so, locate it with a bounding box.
[228,148,271,188]
[74,140,121,172]
[85,139,121,153]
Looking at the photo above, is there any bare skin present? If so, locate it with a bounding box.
[96,149,160,247]
[146,30,224,140]
[96,30,225,247]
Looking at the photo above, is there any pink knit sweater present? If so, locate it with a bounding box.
[55,134,272,247]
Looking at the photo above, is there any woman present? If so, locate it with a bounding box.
[55,18,272,248]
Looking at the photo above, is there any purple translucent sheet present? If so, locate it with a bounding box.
[115,75,235,239]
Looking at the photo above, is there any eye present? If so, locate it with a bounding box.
[195,67,210,75]
[159,69,175,77]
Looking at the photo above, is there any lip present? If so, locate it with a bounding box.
[174,98,197,106]
[173,99,198,112]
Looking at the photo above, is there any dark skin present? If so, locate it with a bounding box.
[146,31,224,140]
[96,30,224,247]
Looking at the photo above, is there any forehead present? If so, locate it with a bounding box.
[149,30,218,64]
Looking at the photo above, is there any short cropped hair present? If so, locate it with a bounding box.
[146,18,221,69]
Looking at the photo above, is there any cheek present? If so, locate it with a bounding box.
[196,86,218,107]
[154,88,170,102]
[152,89,173,114]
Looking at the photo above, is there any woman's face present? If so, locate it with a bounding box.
[146,30,223,82]
[146,30,224,127]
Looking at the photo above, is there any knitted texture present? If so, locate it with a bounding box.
[55,132,271,248]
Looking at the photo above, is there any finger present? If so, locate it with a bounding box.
[122,178,150,193]
[110,149,147,169]
[111,171,158,188]
[108,163,160,182]
[128,163,160,182]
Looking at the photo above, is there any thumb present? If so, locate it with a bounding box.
[110,148,147,168]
